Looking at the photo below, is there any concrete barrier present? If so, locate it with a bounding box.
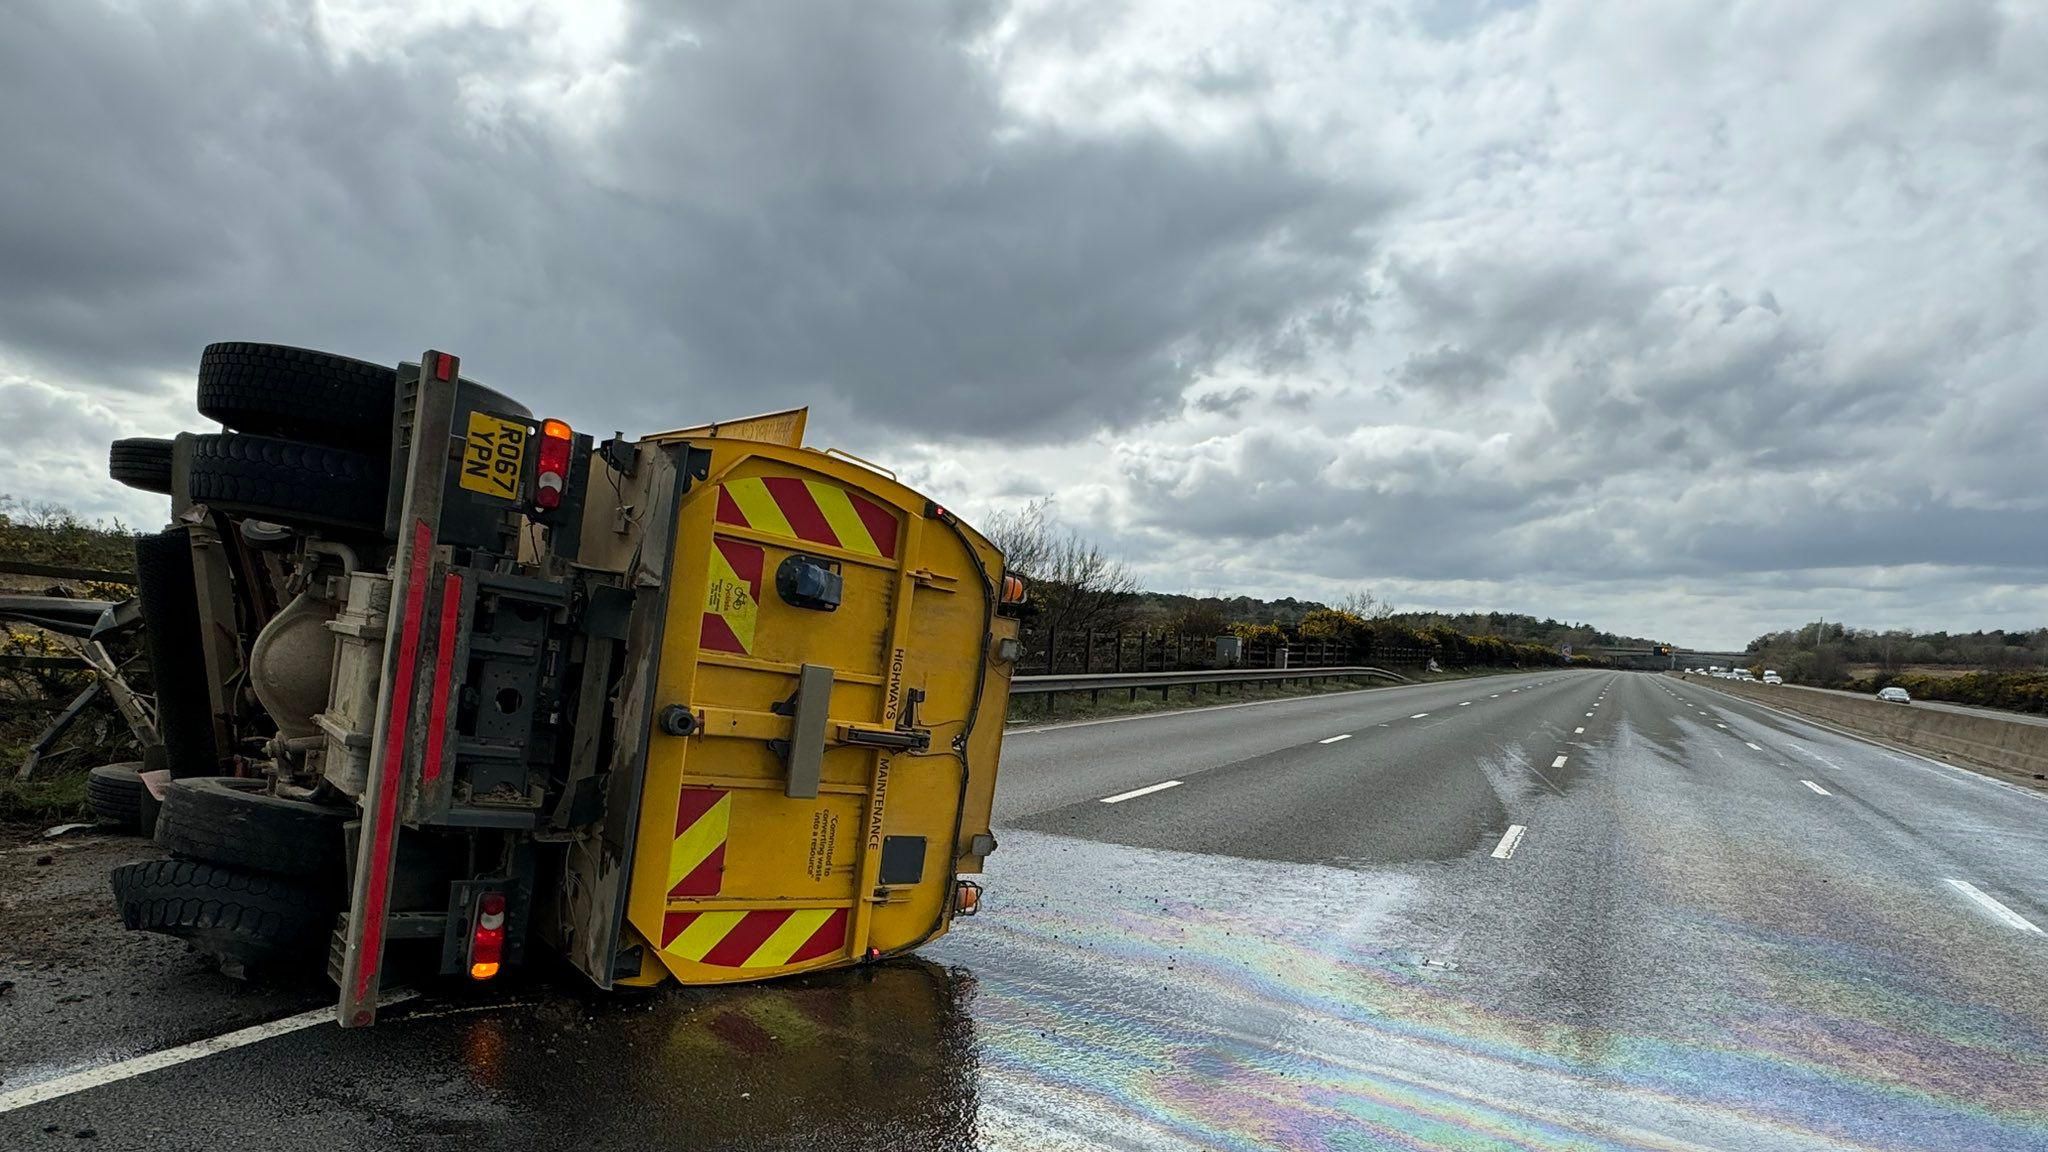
[1672,673,2048,789]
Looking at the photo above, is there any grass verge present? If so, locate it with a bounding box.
[0,770,90,826]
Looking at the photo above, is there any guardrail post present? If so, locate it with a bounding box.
[1085,629,1099,706]
[1137,629,1150,702]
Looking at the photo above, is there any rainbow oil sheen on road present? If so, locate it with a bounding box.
[925,830,2048,1151]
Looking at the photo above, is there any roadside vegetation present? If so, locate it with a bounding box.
[1,496,140,825]
[1744,620,2048,715]
[984,497,1626,678]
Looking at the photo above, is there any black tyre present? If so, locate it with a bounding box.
[197,342,396,453]
[87,761,146,831]
[155,776,350,879]
[109,858,332,971]
[186,432,386,532]
[108,437,174,494]
[134,530,220,779]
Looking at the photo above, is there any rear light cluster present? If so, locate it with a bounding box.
[534,419,573,511]
[469,891,507,980]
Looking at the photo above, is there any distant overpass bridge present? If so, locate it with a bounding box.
[1578,646,1752,671]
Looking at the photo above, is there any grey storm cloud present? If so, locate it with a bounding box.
[3,0,2045,649]
[0,0,1391,442]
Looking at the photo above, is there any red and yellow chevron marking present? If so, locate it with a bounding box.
[715,477,899,561]
[660,907,849,969]
[700,538,762,655]
[667,787,729,898]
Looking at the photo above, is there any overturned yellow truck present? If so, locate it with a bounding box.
[103,345,1018,1026]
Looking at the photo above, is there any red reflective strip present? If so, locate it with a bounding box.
[699,612,745,654]
[847,491,899,560]
[661,911,696,949]
[762,477,839,549]
[419,572,464,786]
[786,908,850,964]
[434,352,457,381]
[714,537,764,598]
[669,844,725,898]
[702,910,793,967]
[715,486,749,528]
[354,517,434,1001]
[672,786,724,836]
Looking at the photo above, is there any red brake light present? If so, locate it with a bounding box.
[470,891,507,980]
[534,419,573,511]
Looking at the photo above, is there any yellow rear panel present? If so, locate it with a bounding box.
[625,443,1007,984]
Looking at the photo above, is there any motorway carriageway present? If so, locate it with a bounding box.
[3,669,2046,1150]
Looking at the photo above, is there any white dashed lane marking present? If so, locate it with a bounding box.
[1491,825,1527,860]
[1745,742,1763,751]
[1946,880,2044,935]
[1101,780,1184,804]
[1318,734,1352,745]
[1800,779,1831,795]
[1551,755,1568,769]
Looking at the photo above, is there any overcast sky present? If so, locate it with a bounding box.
[3,0,2043,649]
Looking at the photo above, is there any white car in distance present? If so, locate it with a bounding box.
[1877,686,1911,703]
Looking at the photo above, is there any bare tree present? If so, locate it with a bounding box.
[1338,587,1395,620]
[982,498,1138,637]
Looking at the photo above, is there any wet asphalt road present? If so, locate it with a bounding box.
[5,669,2048,1150]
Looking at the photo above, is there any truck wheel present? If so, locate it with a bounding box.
[155,777,350,879]
[186,432,386,533]
[109,859,332,972]
[87,762,146,832]
[197,342,396,454]
[108,437,174,494]
[134,530,221,779]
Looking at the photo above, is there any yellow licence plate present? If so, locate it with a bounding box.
[459,412,528,501]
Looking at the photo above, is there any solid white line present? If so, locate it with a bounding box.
[1490,824,1527,860]
[1745,741,1763,751]
[1687,684,2048,803]
[1945,879,2045,935]
[1574,727,1584,734]
[1410,712,1430,719]
[0,992,419,1114]
[1319,734,1352,745]
[1101,779,1184,804]
[1551,755,1568,769]
[1800,779,1831,795]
